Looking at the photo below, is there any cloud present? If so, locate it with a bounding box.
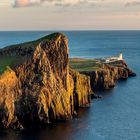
[12,0,104,8]
[125,1,140,7]
[13,0,40,7]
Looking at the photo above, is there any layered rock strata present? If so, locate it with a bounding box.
[0,33,136,129]
[0,33,92,129]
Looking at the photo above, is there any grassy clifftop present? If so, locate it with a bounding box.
[0,32,93,129]
[1,33,63,51]
[0,33,136,129]
[0,33,103,74]
[0,56,26,74]
[70,58,102,72]
[0,33,65,74]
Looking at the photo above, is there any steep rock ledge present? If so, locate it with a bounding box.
[0,33,92,129]
[69,69,92,109]
[81,60,136,92]
[0,33,136,129]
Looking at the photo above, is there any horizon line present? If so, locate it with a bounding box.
[0,29,140,32]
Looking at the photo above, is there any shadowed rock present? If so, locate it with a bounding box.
[80,60,136,91]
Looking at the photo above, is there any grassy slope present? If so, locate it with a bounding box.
[0,33,102,74]
[1,33,61,51]
[70,58,102,72]
[0,56,27,74]
[0,33,63,74]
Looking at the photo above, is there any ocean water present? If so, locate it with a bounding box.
[0,31,139,140]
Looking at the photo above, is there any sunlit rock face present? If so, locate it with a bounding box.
[0,33,135,129]
[0,33,92,129]
[81,60,136,92]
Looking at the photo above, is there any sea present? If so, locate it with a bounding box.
[0,31,139,140]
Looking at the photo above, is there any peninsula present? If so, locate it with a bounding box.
[0,33,136,129]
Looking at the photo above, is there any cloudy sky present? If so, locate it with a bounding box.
[0,0,140,30]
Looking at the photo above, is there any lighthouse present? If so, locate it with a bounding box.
[104,53,123,63]
[119,53,123,60]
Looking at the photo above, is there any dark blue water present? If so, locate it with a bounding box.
[0,31,139,140]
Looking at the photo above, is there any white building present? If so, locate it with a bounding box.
[105,53,123,63]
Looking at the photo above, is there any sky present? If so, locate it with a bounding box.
[0,0,140,30]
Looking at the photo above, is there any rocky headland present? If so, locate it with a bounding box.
[0,33,136,129]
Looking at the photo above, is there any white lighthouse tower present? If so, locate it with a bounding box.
[119,53,123,60]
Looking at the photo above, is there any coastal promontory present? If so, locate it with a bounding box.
[0,33,136,129]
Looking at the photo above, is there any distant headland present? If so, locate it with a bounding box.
[0,33,136,129]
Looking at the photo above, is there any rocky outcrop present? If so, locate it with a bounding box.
[0,69,21,129]
[69,69,92,109]
[81,60,136,91]
[0,33,136,129]
[0,33,92,129]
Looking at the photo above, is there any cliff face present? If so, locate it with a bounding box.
[81,60,136,91]
[0,33,92,129]
[0,69,20,129]
[0,33,136,129]
[69,69,92,109]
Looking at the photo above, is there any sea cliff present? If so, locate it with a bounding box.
[0,33,136,129]
[81,60,136,91]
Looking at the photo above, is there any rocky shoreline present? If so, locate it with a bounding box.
[81,60,136,91]
[0,33,136,129]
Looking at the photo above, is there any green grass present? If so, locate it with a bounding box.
[2,32,64,51]
[0,56,26,74]
[70,58,102,72]
[0,32,64,74]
